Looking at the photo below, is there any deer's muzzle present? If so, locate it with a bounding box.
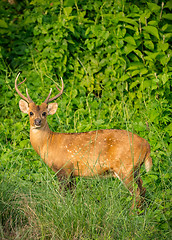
[34,118,41,126]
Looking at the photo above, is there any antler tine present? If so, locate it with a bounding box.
[44,77,64,104]
[15,72,34,103]
[43,88,52,104]
[26,88,34,103]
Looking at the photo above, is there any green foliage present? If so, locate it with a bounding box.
[0,0,171,239]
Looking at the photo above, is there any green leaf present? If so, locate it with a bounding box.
[87,41,94,51]
[0,19,8,28]
[140,68,148,75]
[165,1,172,10]
[103,31,110,40]
[163,14,172,21]
[140,11,151,25]
[124,36,136,45]
[159,55,170,65]
[123,44,136,55]
[131,70,140,77]
[161,74,169,85]
[165,123,172,136]
[147,2,161,12]
[140,80,152,90]
[137,91,142,99]
[119,17,138,26]
[133,50,143,59]
[149,174,158,180]
[119,74,129,82]
[148,21,158,26]
[128,62,145,70]
[152,78,159,90]
[64,7,73,16]
[144,40,154,50]
[162,24,169,32]
[67,24,75,33]
[143,26,159,39]
[72,89,78,98]
[128,92,135,100]
[125,25,135,31]
[130,80,140,89]
[144,51,159,61]
[160,43,169,52]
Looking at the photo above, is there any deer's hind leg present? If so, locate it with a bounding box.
[133,169,146,209]
[135,175,146,209]
[113,171,138,210]
[117,170,145,210]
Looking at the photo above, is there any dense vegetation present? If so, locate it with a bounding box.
[0,0,171,239]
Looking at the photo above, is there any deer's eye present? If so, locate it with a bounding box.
[30,112,34,116]
[42,112,46,117]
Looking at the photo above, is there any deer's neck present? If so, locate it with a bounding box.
[30,122,54,158]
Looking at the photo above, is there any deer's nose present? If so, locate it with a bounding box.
[34,118,41,126]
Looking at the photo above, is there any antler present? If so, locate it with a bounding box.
[15,72,34,103]
[44,77,64,104]
[15,72,64,104]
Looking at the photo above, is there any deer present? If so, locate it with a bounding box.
[15,72,152,210]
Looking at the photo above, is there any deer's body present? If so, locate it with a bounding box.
[30,125,151,179]
[15,72,152,209]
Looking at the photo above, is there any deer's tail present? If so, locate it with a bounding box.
[145,156,152,172]
[144,143,152,172]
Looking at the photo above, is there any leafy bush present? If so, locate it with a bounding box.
[0,0,171,239]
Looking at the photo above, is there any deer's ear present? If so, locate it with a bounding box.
[48,103,58,115]
[19,99,29,114]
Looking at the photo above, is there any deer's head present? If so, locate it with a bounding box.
[15,72,64,129]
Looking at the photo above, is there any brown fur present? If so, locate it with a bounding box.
[18,100,152,210]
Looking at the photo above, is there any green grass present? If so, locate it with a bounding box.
[0,70,171,239]
[0,154,171,239]
[0,0,171,238]
[0,95,171,239]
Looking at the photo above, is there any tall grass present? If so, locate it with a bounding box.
[0,78,171,239]
[0,156,171,239]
